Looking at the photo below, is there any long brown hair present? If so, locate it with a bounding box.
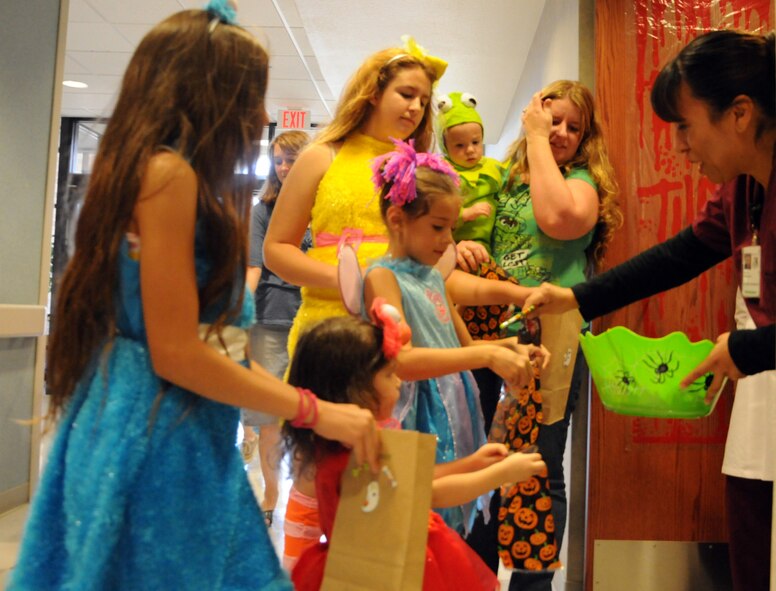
[46,10,269,418]
[504,80,622,271]
[314,49,438,152]
[261,130,311,204]
[283,316,388,478]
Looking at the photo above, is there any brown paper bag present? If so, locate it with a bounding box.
[321,429,437,591]
[536,310,583,425]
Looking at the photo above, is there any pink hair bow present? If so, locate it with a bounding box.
[369,297,412,359]
[371,138,459,207]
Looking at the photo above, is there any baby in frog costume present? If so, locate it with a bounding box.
[437,92,504,253]
[438,92,521,435]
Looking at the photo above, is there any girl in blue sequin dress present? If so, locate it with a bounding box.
[8,7,378,591]
[363,139,548,533]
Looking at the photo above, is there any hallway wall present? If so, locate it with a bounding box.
[0,0,65,512]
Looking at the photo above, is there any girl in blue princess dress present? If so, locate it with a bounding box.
[8,5,378,590]
[363,139,548,533]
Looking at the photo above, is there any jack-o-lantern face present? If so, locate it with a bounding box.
[526,404,536,419]
[511,540,532,559]
[539,543,557,562]
[518,416,533,435]
[508,495,523,513]
[517,389,530,406]
[505,413,517,429]
[509,436,525,450]
[519,477,541,496]
[531,390,543,404]
[516,507,539,530]
[498,523,515,546]
[463,308,475,322]
[535,496,552,512]
[545,514,555,533]
[530,531,547,546]
[499,549,514,570]
[524,557,543,571]
[536,411,544,424]
[498,506,508,521]
[530,425,540,443]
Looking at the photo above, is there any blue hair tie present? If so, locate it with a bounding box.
[204,0,237,25]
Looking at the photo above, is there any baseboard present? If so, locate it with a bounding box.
[0,483,29,516]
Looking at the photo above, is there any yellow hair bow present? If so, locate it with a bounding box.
[401,35,448,82]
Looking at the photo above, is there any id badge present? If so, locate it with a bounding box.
[741,244,762,298]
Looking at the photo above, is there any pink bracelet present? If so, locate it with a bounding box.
[291,387,319,428]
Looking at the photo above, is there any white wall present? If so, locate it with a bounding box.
[488,0,581,160]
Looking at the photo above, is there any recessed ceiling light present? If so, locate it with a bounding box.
[63,80,88,88]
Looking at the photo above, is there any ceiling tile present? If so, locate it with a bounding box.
[84,0,184,25]
[266,79,323,101]
[64,55,90,75]
[66,22,134,52]
[66,51,132,76]
[68,0,104,23]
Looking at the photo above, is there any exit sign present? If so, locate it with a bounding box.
[278,109,310,129]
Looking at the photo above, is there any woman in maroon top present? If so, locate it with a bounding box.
[524,30,775,591]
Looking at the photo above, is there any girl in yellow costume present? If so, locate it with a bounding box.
[264,37,446,570]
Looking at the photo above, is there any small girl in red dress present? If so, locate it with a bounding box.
[283,308,546,590]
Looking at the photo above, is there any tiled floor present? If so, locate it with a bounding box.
[0,427,566,590]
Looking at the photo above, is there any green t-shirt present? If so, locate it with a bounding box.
[492,167,597,288]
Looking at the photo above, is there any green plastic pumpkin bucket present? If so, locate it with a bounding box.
[578,327,725,418]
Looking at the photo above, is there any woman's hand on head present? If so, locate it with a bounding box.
[523,283,578,316]
[314,399,381,473]
[680,332,744,402]
[456,240,490,273]
[521,92,552,141]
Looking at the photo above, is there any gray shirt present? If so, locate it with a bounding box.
[249,201,312,327]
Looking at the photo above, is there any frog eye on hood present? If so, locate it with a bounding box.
[437,95,453,112]
[461,93,478,108]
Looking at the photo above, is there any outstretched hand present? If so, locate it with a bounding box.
[470,443,509,470]
[522,282,578,316]
[456,240,490,273]
[488,346,535,389]
[499,452,546,486]
[314,399,381,473]
[680,332,744,402]
[505,340,551,371]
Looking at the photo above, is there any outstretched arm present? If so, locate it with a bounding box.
[446,269,533,306]
[432,451,546,508]
[364,268,534,387]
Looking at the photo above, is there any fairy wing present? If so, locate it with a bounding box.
[338,244,364,316]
